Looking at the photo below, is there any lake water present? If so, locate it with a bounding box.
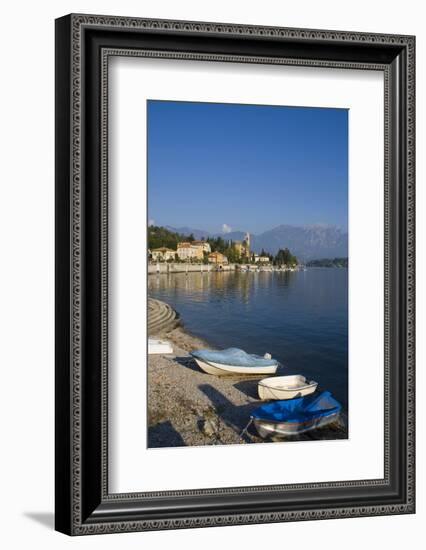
[148,268,348,411]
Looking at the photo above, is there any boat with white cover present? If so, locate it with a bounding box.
[191,348,279,376]
[258,375,318,400]
[251,391,342,437]
[148,338,173,355]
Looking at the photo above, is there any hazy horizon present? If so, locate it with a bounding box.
[153,221,348,237]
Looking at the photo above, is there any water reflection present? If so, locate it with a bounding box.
[149,269,348,410]
[148,270,299,305]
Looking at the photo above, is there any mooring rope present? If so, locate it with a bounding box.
[239,417,254,439]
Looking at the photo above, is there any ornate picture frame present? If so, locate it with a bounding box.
[55,14,415,535]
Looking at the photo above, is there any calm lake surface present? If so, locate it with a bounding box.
[148,268,348,411]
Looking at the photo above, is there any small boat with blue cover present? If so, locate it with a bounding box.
[191,347,279,375]
[251,391,342,437]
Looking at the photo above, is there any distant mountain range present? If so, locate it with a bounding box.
[165,226,211,240]
[165,224,348,261]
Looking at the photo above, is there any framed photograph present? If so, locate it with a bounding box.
[55,14,415,535]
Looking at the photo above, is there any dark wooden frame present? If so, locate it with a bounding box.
[55,14,415,535]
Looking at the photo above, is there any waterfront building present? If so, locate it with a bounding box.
[177,242,204,261]
[259,255,270,263]
[234,232,251,258]
[208,251,228,265]
[234,242,244,257]
[151,247,176,261]
[192,240,211,254]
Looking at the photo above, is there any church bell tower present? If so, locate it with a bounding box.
[244,232,250,257]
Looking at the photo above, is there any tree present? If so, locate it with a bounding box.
[147,225,198,250]
[226,246,240,264]
[274,248,298,266]
[306,257,348,268]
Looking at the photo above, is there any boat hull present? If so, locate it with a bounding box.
[194,359,278,376]
[253,411,340,437]
[258,376,318,400]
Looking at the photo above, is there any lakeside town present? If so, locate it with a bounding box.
[148,226,301,273]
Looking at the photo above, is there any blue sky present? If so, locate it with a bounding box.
[147,100,348,235]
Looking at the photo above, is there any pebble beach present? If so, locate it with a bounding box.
[148,299,348,448]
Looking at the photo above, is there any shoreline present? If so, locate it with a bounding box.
[148,262,307,275]
[148,300,348,448]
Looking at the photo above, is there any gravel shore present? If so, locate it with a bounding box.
[148,324,348,448]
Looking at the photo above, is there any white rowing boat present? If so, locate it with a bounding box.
[191,348,279,376]
[193,358,278,376]
[258,375,317,400]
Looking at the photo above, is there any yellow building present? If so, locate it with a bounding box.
[234,232,251,258]
[177,242,204,261]
[150,247,176,261]
[192,240,211,254]
[208,251,228,265]
[234,242,245,257]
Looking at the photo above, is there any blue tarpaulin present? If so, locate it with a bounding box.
[191,348,278,368]
[251,391,342,423]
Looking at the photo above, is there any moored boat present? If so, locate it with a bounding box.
[191,347,279,375]
[251,391,342,437]
[148,338,173,355]
[258,375,318,400]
